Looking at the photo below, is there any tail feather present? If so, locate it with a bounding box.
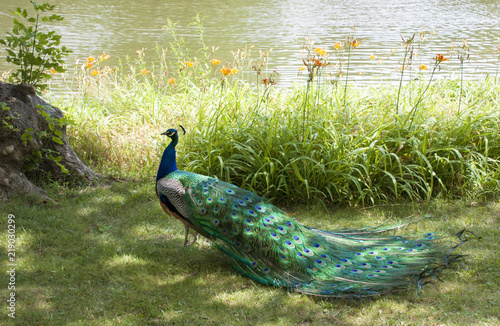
[157,170,468,298]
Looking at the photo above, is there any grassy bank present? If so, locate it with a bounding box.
[56,70,500,205]
[0,181,498,325]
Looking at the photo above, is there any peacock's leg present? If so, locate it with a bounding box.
[183,226,198,246]
[190,232,198,245]
[160,200,197,246]
[183,225,190,246]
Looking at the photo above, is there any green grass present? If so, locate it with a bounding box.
[0,181,498,325]
[57,73,500,206]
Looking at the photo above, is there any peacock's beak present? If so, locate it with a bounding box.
[161,130,169,135]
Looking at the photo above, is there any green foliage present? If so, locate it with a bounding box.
[36,104,69,145]
[25,147,69,174]
[184,81,500,205]
[1,101,70,176]
[22,105,72,174]
[0,1,72,91]
[0,102,19,132]
[62,65,500,205]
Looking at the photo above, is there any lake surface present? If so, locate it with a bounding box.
[1,0,499,88]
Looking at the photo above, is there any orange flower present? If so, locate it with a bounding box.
[231,68,238,74]
[299,66,306,71]
[435,54,449,63]
[262,78,276,86]
[168,77,175,85]
[141,69,150,75]
[87,56,96,63]
[86,62,93,69]
[370,54,375,60]
[91,69,99,76]
[185,60,195,68]
[219,67,232,76]
[50,68,57,74]
[210,59,221,67]
[312,59,327,67]
[100,53,110,61]
[351,39,360,48]
[419,64,428,70]
[334,42,341,50]
[314,47,326,56]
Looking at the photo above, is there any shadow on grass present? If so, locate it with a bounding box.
[0,181,360,325]
[0,181,498,325]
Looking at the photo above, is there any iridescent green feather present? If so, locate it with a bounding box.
[157,170,465,298]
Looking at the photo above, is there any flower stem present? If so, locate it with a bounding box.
[343,42,351,121]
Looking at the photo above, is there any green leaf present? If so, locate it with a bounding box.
[12,18,23,28]
[24,52,45,66]
[52,136,64,145]
[290,161,305,182]
[21,132,33,145]
[48,14,63,22]
[58,163,69,174]
[47,154,62,162]
[37,107,50,118]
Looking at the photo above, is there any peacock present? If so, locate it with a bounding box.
[156,127,467,298]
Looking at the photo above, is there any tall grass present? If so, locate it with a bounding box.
[52,22,500,206]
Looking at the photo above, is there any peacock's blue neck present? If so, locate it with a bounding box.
[156,136,178,181]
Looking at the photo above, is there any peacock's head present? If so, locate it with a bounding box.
[161,129,177,138]
[161,125,186,139]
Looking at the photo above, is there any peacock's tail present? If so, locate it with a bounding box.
[157,170,467,298]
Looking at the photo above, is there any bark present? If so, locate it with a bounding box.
[0,82,97,201]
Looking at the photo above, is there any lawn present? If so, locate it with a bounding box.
[1,180,498,325]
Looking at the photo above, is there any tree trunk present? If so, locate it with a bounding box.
[0,82,97,201]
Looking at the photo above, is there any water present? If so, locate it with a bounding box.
[0,0,499,88]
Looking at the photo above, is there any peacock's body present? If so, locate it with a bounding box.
[156,128,465,298]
